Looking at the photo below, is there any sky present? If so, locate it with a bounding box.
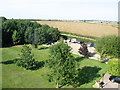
[0,0,119,21]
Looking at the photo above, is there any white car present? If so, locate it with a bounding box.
[71,38,77,43]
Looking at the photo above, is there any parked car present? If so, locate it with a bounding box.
[109,76,120,84]
[46,41,53,45]
[76,40,84,44]
[87,43,94,47]
[101,58,111,63]
[67,38,71,42]
[71,38,77,43]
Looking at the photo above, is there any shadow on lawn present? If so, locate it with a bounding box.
[76,66,101,86]
[0,59,45,70]
[75,56,86,62]
[0,59,16,64]
[60,66,101,88]
[38,47,49,50]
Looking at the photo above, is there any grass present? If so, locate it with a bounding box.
[60,31,97,39]
[111,25,119,28]
[1,45,106,88]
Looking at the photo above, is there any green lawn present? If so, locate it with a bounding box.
[1,45,106,88]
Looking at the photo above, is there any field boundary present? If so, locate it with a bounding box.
[61,31,97,39]
[61,33,96,41]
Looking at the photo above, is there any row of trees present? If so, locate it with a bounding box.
[2,17,60,47]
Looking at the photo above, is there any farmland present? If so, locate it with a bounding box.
[36,21,118,37]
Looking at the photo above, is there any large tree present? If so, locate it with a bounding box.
[47,39,77,88]
[96,35,120,58]
[16,45,37,70]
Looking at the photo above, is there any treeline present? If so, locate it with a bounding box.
[9,19,63,21]
[1,17,60,47]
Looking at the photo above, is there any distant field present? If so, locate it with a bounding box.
[36,21,118,37]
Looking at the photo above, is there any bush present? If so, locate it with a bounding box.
[96,35,120,58]
[107,58,120,76]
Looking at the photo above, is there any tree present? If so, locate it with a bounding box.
[46,39,77,88]
[96,35,120,58]
[12,30,20,45]
[24,27,34,44]
[0,17,7,22]
[78,43,88,57]
[33,29,39,48]
[16,45,37,70]
[107,58,120,76]
[47,27,60,42]
[2,19,18,46]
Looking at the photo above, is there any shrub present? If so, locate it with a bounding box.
[107,58,120,76]
[96,35,120,58]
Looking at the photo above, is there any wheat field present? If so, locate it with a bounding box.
[36,21,118,37]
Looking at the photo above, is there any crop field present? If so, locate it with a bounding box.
[36,21,118,37]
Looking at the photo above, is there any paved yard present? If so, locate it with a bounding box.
[101,73,119,88]
[67,42,100,60]
[93,73,119,89]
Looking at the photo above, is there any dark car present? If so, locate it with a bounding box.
[77,40,84,44]
[46,41,53,45]
[109,76,120,84]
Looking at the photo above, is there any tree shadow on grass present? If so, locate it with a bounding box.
[0,59,45,70]
[38,47,49,50]
[71,66,101,87]
[0,59,16,64]
[60,66,101,88]
[75,56,86,62]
